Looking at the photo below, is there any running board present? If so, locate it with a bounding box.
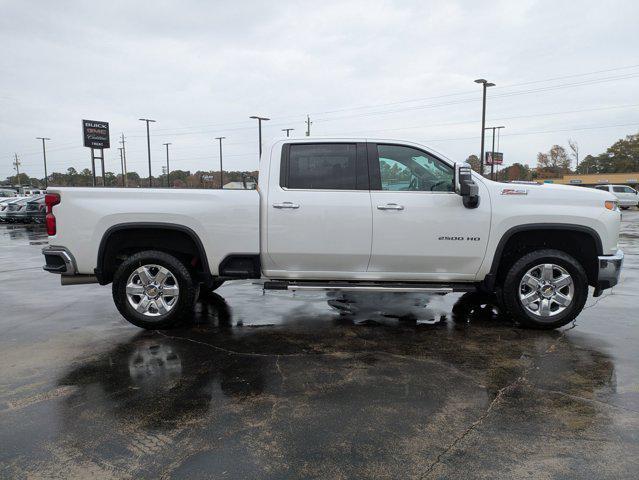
[263,281,476,293]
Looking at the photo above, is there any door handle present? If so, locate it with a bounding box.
[377,203,404,211]
[273,202,300,209]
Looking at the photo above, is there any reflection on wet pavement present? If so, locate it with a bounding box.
[0,214,638,479]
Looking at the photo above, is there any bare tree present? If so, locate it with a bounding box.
[568,139,580,170]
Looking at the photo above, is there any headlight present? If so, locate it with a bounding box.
[604,200,619,211]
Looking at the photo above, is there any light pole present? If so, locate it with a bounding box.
[485,126,505,180]
[474,79,495,176]
[139,118,156,187]
[36,137,51,189]
[249,115,270,158]
[282,128,294,137]
[163,142,172,188]
[215,137,225,189]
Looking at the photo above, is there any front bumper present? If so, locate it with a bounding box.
[594,249,624,295]
[42,246,77,275]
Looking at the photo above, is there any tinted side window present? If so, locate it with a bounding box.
[287,144,358,190]
[612,186,625,193]
[376,144,453,192]
[595,186,608,191]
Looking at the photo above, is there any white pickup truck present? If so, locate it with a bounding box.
[42,138,624,330]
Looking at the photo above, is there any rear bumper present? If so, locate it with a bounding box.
[594,249,624,295]
[42,246,77,275]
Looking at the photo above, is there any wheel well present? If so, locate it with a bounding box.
[97,225,211,285]
[492,228,600,288]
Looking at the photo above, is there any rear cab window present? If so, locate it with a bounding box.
[280,143,368,190]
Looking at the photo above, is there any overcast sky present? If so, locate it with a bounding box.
[1,0,638,180]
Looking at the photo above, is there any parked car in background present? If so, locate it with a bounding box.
[0,188,17,198]
[25,195,46,223]
[0,198,22,222]
[594,185,638,209]
[0,198,15,217]
[23,189,45,196]
[4,197,32,223]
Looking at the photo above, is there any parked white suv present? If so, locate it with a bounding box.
[594,184,638,209]
[41,138,623,330]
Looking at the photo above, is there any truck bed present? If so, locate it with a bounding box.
[47,187,260,276]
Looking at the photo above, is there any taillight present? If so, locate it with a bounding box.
[45,193,60,235]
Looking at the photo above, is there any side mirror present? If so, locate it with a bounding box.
[454,162,480,209]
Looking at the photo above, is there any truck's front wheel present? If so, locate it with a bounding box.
[112,250,199,329]
[502,249,588,329]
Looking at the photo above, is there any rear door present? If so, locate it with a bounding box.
[265,142,372,276]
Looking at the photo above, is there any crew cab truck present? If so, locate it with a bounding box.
[42,138,624,330]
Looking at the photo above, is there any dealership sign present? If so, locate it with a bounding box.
[485,152,503,165]
[82,120,110,149]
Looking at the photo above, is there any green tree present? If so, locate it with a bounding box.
[465,154,481,173]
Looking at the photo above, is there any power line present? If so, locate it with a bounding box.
[92,65,639,139]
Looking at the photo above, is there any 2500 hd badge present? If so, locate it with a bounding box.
[438,236,481,241]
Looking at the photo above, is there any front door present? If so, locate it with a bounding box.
[367,143,491,281]
[265,142,372,277]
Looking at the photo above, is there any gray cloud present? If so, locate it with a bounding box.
[1,0,638,179]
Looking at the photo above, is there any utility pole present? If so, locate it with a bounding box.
[485,126,505,180]
[13,153,21,187]
[36,137,51,189]
[474,79,495,176]
[215,137,225,189]
[249,116,270,159]
[163,142,172,188]
[139,118,156,187]
[119,133,128,187]
[118,147,125,187]
[305,115,312,137]
[282,128,294,137]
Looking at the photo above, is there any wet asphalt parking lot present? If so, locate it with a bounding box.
[1,213,638,479]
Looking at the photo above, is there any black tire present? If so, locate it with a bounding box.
[112,250,199,330]
[501,249,588,329]
[620,206,629,210]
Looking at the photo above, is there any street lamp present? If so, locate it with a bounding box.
[215,137,225,189]
[282,128,294,137]
[163,142,172,188]
[139,118,156,187]
[36,137,50,189]
[474,79,495,176]
[249,115,270,158]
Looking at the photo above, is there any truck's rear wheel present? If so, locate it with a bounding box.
[112,250,199,329]
[502,249,588,329]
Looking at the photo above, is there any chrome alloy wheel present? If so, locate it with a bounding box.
[518,263,574,319]
[126,264,179,317]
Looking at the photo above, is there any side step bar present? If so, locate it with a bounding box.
[263,281,476,294]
